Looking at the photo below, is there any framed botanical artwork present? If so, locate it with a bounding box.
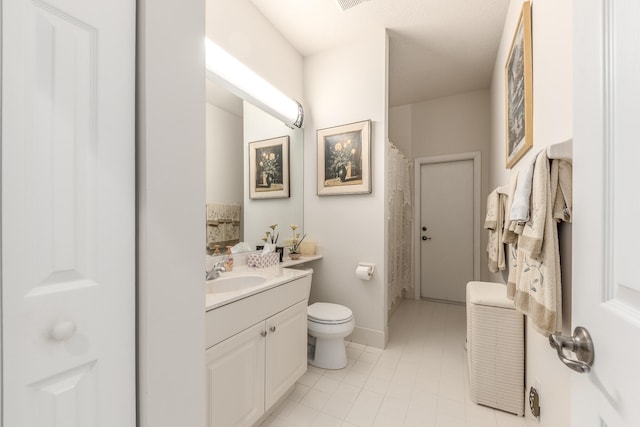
[317,120,371,196]
[504,1,533,169]
[249,136,290,199]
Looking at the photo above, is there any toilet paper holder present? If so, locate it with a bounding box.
[355,262,375,280]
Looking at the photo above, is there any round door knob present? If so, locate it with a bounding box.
[261,330,268,338]
[422,226,427,231]
[51,320,77,341]
[269,326,277,333]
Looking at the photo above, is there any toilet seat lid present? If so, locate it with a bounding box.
[308,303,353,324]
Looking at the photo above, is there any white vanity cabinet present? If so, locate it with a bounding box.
[205,273,311,427]
[264,300,307,409]
[205,321,266,427]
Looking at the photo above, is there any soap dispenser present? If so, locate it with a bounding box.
[224,246,234,272]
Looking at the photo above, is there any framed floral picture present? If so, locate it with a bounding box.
[249,136,290,199]
[504,1,533,169]
[317,120,371,196]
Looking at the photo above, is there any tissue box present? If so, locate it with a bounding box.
[247,252,280,268]
[255,245,284,262]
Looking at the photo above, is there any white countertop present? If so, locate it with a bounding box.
[205,265,313,311]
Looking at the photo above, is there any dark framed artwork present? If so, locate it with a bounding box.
[505,1,533,169]
[249,136,290,199]
[316,120,371,196]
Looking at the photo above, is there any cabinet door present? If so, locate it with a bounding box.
[265,300,308,408]
[206,321,266,427]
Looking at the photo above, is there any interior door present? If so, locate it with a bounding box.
[419,159,475,303]
[1,0,135,424]
[571,1,640,425]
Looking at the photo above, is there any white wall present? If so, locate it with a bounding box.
[205,102,243,204]
[389,104,412,158]
[137,0,206,426]
[390,90,492,281]
[489,0,573,425]
[303,30,389,348]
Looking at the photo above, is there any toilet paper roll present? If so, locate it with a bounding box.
[356,265,372,280]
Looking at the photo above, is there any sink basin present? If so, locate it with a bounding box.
[206,274,268,294]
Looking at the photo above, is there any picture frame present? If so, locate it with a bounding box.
[249,136,290,199]
[317,120,371,196]
[504,1,533,169]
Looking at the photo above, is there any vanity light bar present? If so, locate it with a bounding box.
[204,38,303,129]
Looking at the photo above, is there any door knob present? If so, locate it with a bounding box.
[549,326,594,373]
[261,330,268,338]
[269,326,276,333]
[422,226,427,231]
[422,236,431,241]
[51,320,77,341]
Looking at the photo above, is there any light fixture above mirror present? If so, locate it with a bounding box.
[204,38,303,129]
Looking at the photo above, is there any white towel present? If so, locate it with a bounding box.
[512,151,562,336]
[510,156,536,223]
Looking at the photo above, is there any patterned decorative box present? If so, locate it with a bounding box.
[247,252,280,268]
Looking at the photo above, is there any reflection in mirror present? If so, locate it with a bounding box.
[205,79,303,255]
[243,103,303,249]
[205,80,243,255]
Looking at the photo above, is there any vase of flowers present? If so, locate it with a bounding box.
[288,224,306,260]
[259,151,279,187]
[256,224,284,262]
[329,139,356,181]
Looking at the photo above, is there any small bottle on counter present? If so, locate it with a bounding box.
[213,245,221,256]
[224,246,234,271]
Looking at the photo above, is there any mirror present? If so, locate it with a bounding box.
[205,79,304,252]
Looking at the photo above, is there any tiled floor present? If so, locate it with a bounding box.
[260,299,529,427]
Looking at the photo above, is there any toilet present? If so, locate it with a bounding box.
[307,302,355,369]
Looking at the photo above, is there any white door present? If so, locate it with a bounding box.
[1,0,135,425]
[418,156,478,303]
[571,1,640,425]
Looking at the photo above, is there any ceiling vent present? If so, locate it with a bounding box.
[335,0,370,12]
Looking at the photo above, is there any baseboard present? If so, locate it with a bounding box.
[347,326,386,349]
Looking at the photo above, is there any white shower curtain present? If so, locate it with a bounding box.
[387,142,413,312]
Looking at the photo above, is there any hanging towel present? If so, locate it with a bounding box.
[550,159,573,223]
[484,189,499,230]
[498,172,520,296]
[510,156,536,225]
[512,151,562,336]
[206,202,241,250]
[501,172,520,245]
[484,189,506,272]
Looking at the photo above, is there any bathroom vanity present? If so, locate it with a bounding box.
[205,267,312,427]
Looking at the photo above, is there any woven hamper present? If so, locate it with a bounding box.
[466,281,524,416]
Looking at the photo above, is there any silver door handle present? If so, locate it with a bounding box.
[548,326,594,373]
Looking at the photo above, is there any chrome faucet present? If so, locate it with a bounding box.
[206,261,226,280]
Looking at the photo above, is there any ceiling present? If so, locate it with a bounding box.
[250,0,510,107]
